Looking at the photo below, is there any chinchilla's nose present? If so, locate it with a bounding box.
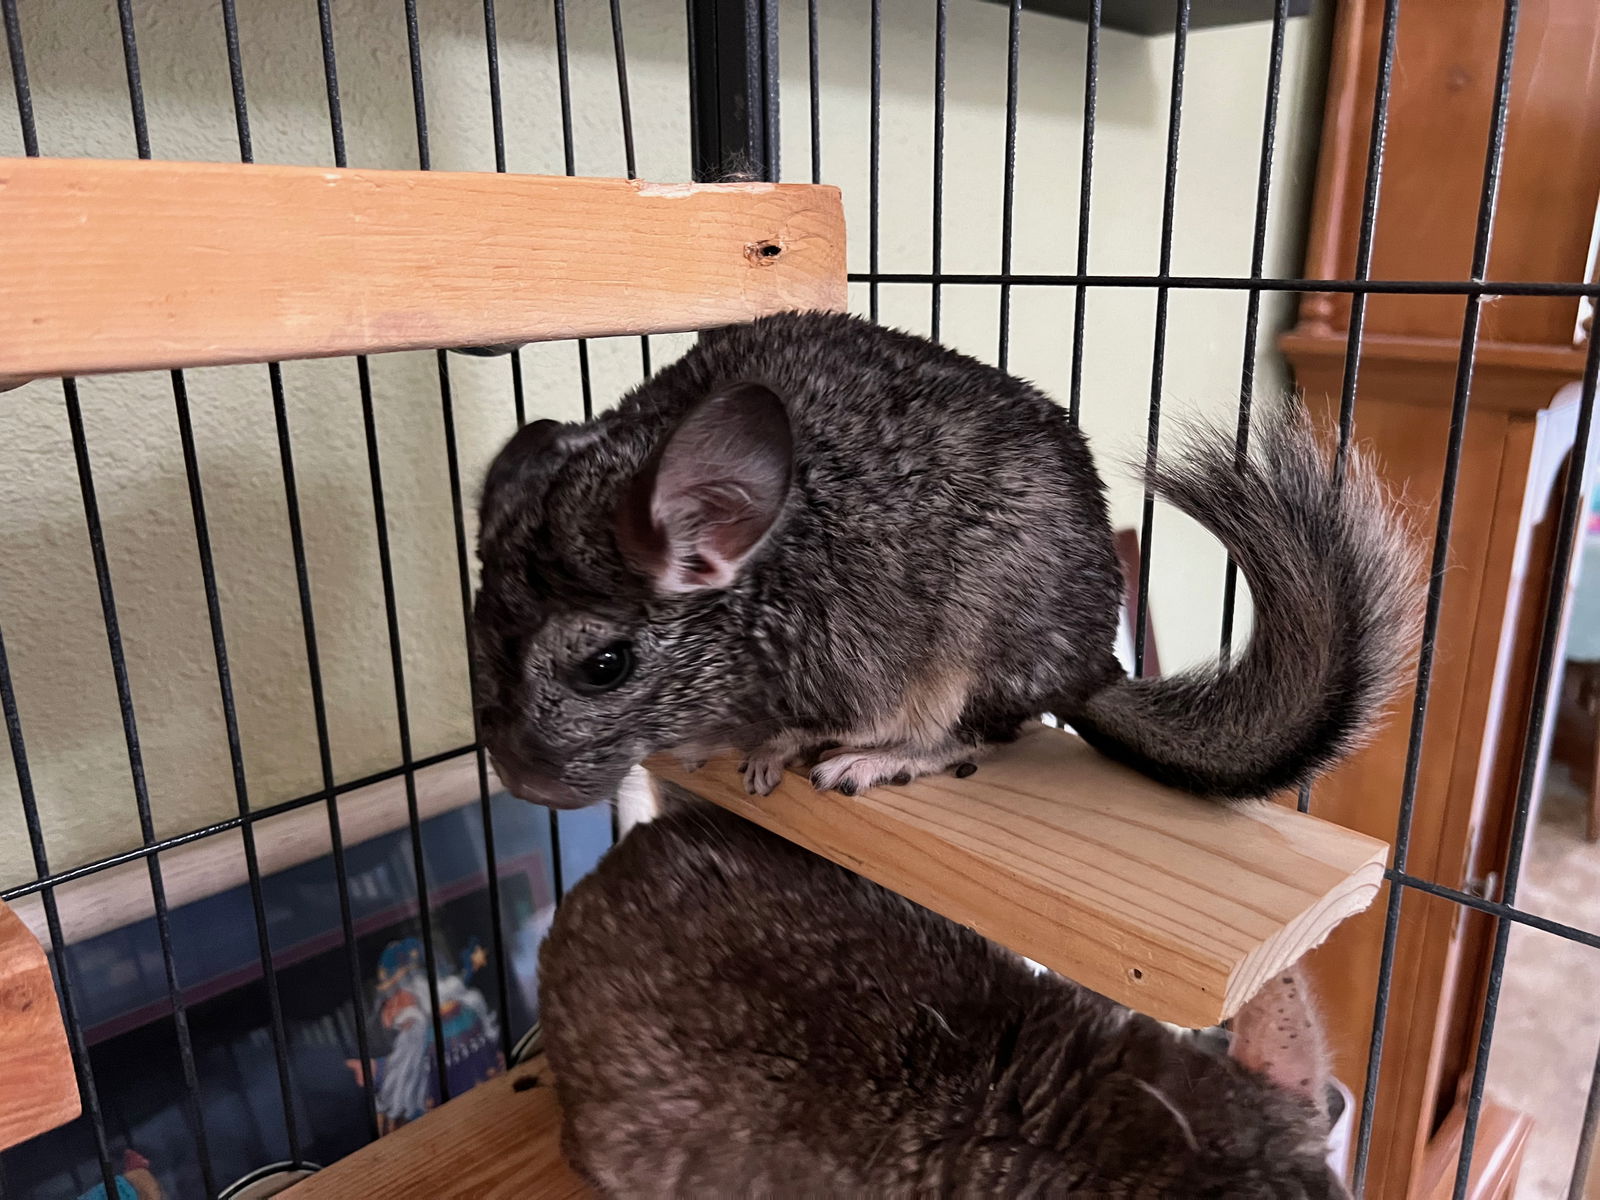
[487,746,587,810]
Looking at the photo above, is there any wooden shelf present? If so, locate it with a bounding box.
[649,724,1389,1029]
[0,898,79,1151]
[0,157,846,384]
[286,1056,588,1199]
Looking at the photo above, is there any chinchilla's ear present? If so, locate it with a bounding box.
[479,419,565,538]
[1228,965,1333,1121]
[614,382,792,594]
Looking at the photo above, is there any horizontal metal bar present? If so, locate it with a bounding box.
[1386,868,1600,952]
[0,742,478,902]
[849,271,1600,297]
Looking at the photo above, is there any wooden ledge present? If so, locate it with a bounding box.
[0,157,846,383]
[0,898,79,1150]
[286,1056,588,1199]
[649,724,1389,1029]
[1280,326,1588,415]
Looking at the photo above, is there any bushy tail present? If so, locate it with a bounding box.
[1066,401,1422,801]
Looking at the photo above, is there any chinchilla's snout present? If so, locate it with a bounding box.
[485,740,590,810]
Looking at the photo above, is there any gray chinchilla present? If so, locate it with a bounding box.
[472,310,1418,809]
[541,802,1351,1198]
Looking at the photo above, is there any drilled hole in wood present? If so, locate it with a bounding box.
[1129,967,1145,981]
[746,240,783,264]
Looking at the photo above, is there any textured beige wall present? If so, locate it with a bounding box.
[0,0,1327,886]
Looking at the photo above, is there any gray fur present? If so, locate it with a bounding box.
[472,310,1419,807]
[542,804,1351,1198]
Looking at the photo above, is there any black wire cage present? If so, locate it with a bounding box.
[1,0,1598,1197]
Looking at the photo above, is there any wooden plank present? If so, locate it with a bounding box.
[0,898,79,1150]
[10,755,486,949]
[648,723,1389,1029]
[0,157,846,382]
[286,1056,589,1200]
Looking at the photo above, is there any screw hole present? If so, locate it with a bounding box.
[1129,967,1145,981]
[760,243,782,257]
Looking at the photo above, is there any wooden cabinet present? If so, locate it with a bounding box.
[1279,1,1600,1196]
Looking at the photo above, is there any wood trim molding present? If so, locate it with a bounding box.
[1281,329,1589,416]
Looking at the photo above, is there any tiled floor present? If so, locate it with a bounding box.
[1486,765,1600,1199]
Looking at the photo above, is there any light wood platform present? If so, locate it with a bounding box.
[651,724,1391,1029]
[285,1056,589,1199]
[0,898,79,1150]
[0,157,846,384]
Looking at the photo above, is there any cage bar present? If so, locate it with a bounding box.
[688,0,779,182]
[1132,0,1190,678]
[1066,0,1101,426]
[1217,0,1289,667]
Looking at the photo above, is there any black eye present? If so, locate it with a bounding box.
[573,641,634,694]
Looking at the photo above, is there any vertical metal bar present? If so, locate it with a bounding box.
[606,0,653,377]
[930,0,947,339]
[0,13,110,1188]
[432,353,516,1062]
[306,1,386,1133]
[551,0,597,424]
[1348,2,1517,1191]
[266,362,380,1137]
[355,350,451,1096]
[0,621,118,1196]
[869,0,881,320]
[211,2,327,1158]
[316,0,348,167]
[1342,8,1409,1190]
[0,22,116,1188]
[1,0,38,158]
[808,0,821,184]
[759,0,778,182]
[64,379,217,1195]
[113,0,151,158]
[1334,0,1403,475]
[1570,1037,1600,1200]
[1450,10,1576,1177]
[400,0,482,1094]
[479,0,529,424]
[318,0,450,1100]
[1217,0,1288,665]
[996,0,1022,371]
[1067,0,1101,427]
[1132,0,1190,678]
[687,0,779,182]
[170,368,304,1163]
[1456,355,1592,1195]
[106,3,226,1183]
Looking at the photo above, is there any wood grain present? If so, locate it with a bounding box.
[0,157,847,382]
[649,724,1389,1030]
[0,898,79,1150]
[285,1057,589,1200]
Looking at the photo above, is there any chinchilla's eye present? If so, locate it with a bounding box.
[572,640,635,694]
